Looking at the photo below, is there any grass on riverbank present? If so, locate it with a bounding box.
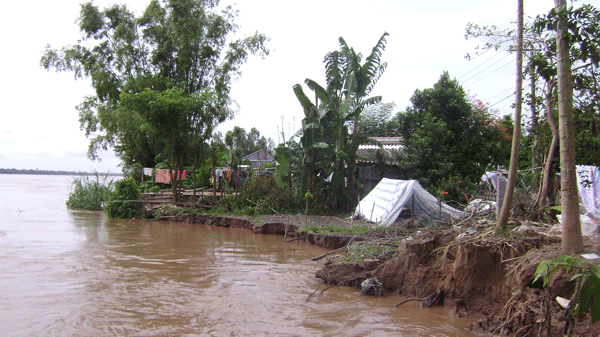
[66,173,114,211]
[297,224,372,236]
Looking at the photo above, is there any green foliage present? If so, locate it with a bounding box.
[178,166,212,190]
[240,174,291,213]
[210,174,292,216]
[66,173,115,210]
[358,102,399,138]
[224,126,274,159]
[104,178,143,219]
[435,176,478,207]
[123,163,143,182]
[261,162,275,170]
[534,255,600,328]
[297,224,371,236]
[41,0,269,173]
[275,143,293,188]
[468,4,600,172]
[396,73,512,189]
[290,32,389,212]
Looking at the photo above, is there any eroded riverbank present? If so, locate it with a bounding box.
[158,211,600,336]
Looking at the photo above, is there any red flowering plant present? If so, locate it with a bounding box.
[435,176,477,208]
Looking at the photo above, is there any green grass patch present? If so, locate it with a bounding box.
[336,244,397,264]
[297,224,372,236]
[66,173,114,211]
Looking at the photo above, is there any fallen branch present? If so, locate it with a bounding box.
[285,237,305,243]
[310,246,347,261]
[305,283,336,302]
[394,298,425,307]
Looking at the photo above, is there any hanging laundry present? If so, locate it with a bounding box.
[155,169,171,184]
[170,170,187,181]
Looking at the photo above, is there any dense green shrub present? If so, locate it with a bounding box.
[104,178,143,219]
[66,173,114,210]
[140,180,161,193]
[211,174,292,216]
[241,174,291,213]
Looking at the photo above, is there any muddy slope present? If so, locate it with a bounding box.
[316,227,600,336]
[158,212,600,335]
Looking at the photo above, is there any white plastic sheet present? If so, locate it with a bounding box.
[576,165,600,221]
[353,178,463,227]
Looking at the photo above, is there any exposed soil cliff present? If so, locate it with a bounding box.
[157,211,600,336]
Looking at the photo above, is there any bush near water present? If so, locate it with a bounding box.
[104,178,143,219]
[66,174,143,219]
[66,173,114,211]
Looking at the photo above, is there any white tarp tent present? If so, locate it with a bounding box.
[576,165,600,222]
[353,178,463,227]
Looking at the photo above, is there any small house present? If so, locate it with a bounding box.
[356,137,403,199]
[242,149,276,170]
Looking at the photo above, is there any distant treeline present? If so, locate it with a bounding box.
[0,168,122,176]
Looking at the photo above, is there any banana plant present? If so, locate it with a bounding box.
[291,32,389,211]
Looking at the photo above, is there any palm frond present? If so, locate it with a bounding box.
[323,50,344,92]
[361,32,389,94]
[305,78,332,108]
[357,96,383,114]
[365,62,388,94]
[293,83,316,116]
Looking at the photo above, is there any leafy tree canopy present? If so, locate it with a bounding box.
[396,72,512,188]
[41,0,269,169]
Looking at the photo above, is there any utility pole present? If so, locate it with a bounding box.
[281,115,285,142]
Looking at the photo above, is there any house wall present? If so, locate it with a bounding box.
[357,164,403,199]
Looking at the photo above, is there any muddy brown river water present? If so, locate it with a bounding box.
[0,174,479,336]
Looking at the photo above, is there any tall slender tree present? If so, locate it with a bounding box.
[555,0,583,253]
[497,0,524,230]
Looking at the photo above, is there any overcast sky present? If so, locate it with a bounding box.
[0,0,572,173]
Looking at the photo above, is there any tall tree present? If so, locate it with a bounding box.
[467,3,600,225]
[41,0,269,202]
[497,0,524,231]
[395,72,511,189]
[554,0,583,253]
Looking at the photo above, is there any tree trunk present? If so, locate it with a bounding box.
[496,0,524,230]
[530,65,541,189]
[535,81,558,218]
[555,0,583,253]
[212,153,217,198]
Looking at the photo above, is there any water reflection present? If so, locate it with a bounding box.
[68,209,108,243]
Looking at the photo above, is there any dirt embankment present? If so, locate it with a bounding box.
[316,225,600,336]
[157,212,600,336]
[155,213,358,249]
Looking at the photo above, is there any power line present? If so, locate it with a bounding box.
[462,54,514,86]
[462,59,514,87]
[482,87,515,104]
[489,93,515,108]
[458,48,508,80]
[466,47,492,61]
